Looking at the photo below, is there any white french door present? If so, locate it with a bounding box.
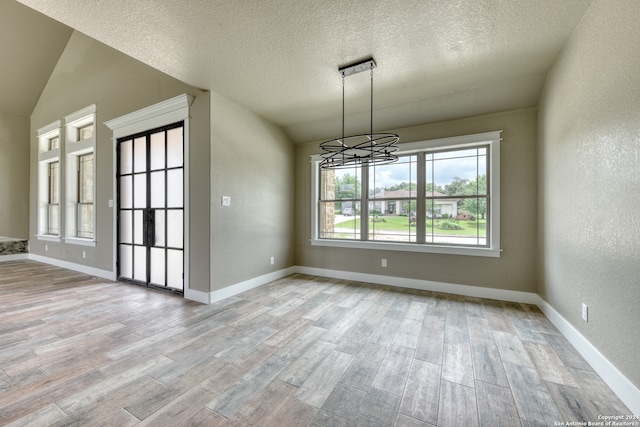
[116,122,184,293]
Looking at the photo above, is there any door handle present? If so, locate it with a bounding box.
[145,208,155,246]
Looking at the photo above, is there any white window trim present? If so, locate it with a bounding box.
[310,131,502,258]
[65,104,97,246]
[36,121,62,242]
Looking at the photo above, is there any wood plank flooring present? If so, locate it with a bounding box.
[0,260,631,426]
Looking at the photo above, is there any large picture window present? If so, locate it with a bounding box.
[311,131,501,257]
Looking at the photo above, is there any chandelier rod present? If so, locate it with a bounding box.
[342,71,345,147]
[370,62,374,139]
[319,57,399,169]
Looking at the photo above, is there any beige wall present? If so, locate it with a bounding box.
[0,111,30,238]
[296,108,537,293]
[538,0,640,388]
[210,93,295,290]
[29,31,211,292]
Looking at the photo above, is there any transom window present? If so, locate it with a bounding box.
[311,131,501,257]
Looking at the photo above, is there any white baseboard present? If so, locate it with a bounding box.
[0,253,29,262]
[295,266,539,305]
[536,296,640,415]
[189,266,298,304]
[28,254,116,281]
[184,287,210,304]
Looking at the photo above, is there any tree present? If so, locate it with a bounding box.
[461,175,487,219]
[385,181,417,192]
[335,174,361,199]
[444,177,470,195]
[426,182,445,194]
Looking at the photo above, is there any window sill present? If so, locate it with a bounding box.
[65,237,96,247]
[36,234,61,242]
[310,238,501,258]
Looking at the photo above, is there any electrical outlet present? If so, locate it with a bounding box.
[222,196,231,206]
[381,258,387,268]
[270,256,275,265]
[582,303,588,322]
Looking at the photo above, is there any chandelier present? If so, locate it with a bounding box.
[319,58,399,169]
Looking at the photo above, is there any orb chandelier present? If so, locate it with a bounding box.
[319,58,399,169]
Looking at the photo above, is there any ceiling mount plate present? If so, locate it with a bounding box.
[339,58,376,77]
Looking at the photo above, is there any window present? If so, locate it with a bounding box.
[37,121,62,241]
[77,153,94,239]
[311,131,501,257]
[36,106,97,244]
[48,161,60,235]
[65,105,96,245]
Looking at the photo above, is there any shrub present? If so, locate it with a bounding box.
[442,213,449,219]
[437,220,464,230]
[455,211,476,221]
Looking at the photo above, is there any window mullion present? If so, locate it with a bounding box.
[416,152,425,243]
[361,164,369,241]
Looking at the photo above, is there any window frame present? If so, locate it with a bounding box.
[47,161,60,235]
[64,105,97,246]
[76,152,95,239]
[37,120,62,241]
[310,131,502,258]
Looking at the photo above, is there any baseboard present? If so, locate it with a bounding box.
[183,287,210,304]
[0,253,29,262]
[295,266,539,305]
[28,254,116,281]
[536,296,640,415]
[190,266,298,304]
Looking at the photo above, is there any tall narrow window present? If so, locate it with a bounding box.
[425,146,488,246]
[64,104,96,245]
[77,153,94,239]
[48,161,60,235]
[37,120,62,241]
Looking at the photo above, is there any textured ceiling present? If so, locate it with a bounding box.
[0,0,71,117]
[14,0,592,143]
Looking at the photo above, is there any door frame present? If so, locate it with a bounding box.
[115,122,185,293]
[105,94,193,296]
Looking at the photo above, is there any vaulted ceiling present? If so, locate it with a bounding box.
[9,0,593,143]
[0,0,71,117]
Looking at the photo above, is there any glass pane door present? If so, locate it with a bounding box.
[117,122,184,293]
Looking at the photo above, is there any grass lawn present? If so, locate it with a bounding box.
[335,215,486,236]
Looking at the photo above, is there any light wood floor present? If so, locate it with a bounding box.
[0,260,630,426]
